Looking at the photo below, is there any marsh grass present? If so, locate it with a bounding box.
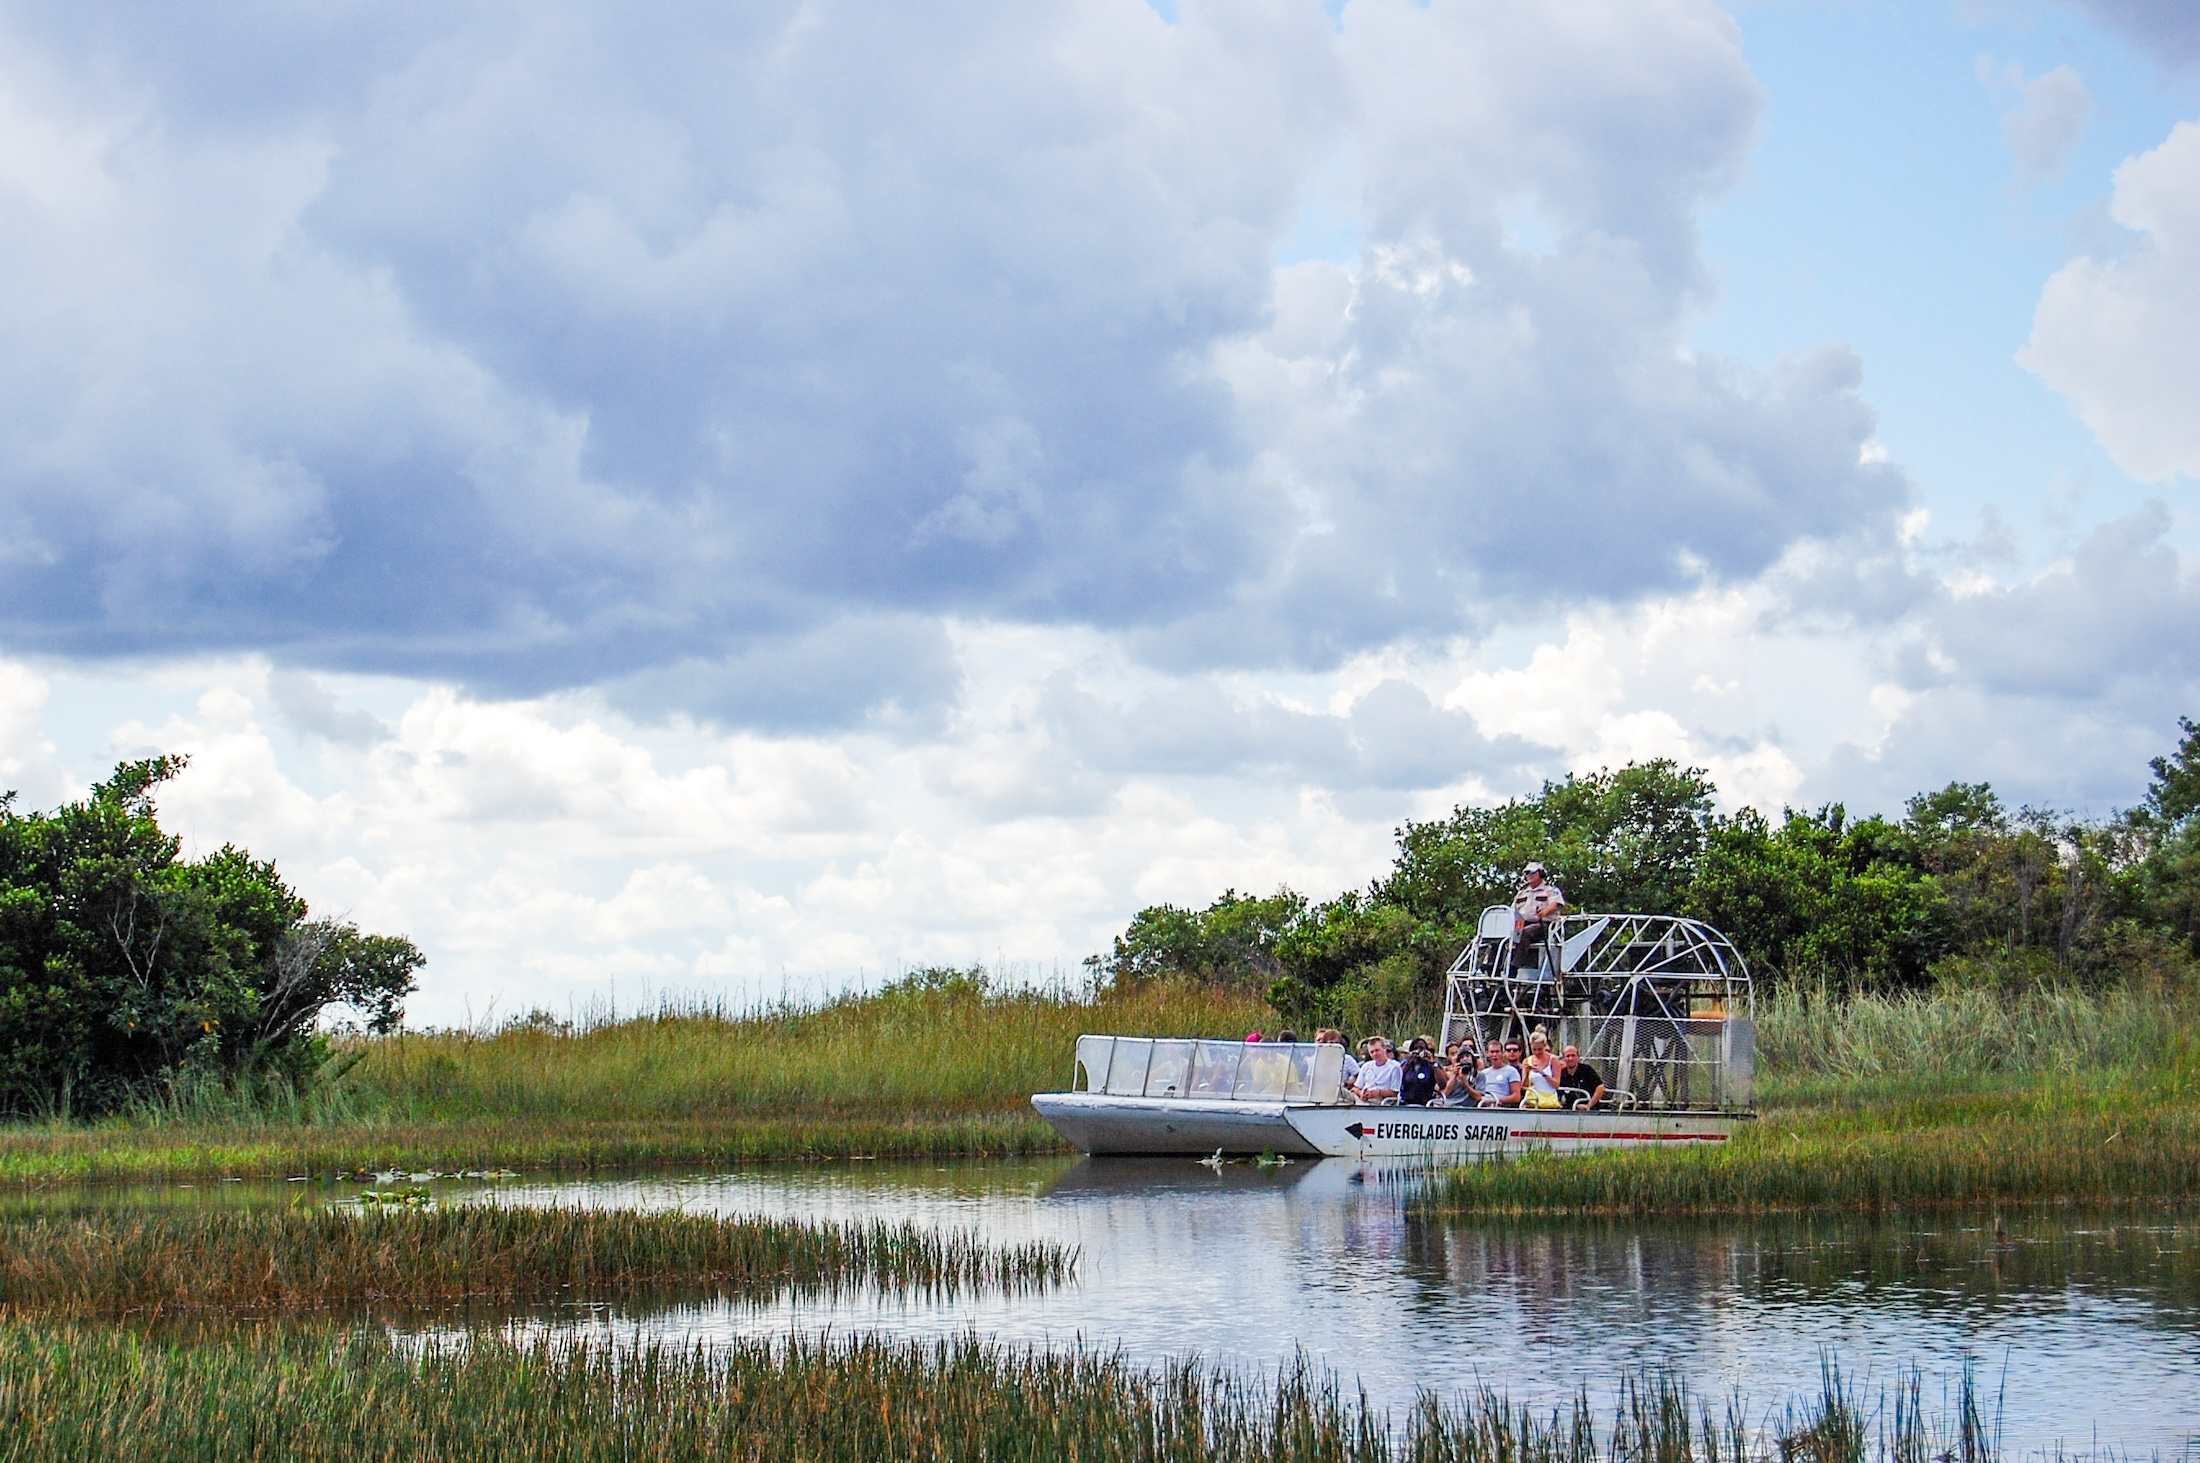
[1425,1097,2200,1217]
[0,1205,1073,1319]
[0,1110,1064,1185]
[348,972,1268,1123]
[1425,974,2200,1218]
[0,1324,2010,1463]
[1755,976,2200,1094]
[0,975,1265,1182]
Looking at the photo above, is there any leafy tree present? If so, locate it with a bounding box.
[2144,717,2200,827]
[1378,761,1718,927]
[1267,894,1428,1028]
[1687,805,1942,988]
[1092,889,1305,994]
[0,757,421,1116]
[2129,717,2200,954]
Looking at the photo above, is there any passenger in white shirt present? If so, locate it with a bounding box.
[1475,1039,1523,1107]
[1353,1038,1402,1103]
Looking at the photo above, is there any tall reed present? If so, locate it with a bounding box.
[0,1205,1074,1319]
[0,975,1266,1182]
[1754,977,2200,1091]
[0,1324,2009,1463]
[345,973,1269,1123]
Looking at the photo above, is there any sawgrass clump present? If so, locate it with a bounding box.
[0,1325,2002,1463]
[0,1205,1074,1319]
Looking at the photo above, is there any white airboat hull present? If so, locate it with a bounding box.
[1031,1091,1740,1160]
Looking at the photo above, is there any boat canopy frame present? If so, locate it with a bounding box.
[1441,908,1757,1113]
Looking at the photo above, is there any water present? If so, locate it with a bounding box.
[32,1159,2193,1452]
[447,1156,2200,1458]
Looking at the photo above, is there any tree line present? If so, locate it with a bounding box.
[1094,719,2200,1029]
[0,757,422,1117]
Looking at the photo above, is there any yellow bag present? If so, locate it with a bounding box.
[1522,1088,1560,1110]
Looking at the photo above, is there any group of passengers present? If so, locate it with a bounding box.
[1313,1026,1606,1110]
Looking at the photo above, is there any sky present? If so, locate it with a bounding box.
[0,0,2196,1024]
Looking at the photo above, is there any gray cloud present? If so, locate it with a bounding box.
[0,0,1911,726]
[267,668,390,745]
[602,615,961,734]
[1910,504,2200,701]
[2065,0,2200,69]
[1995,63,2092,184]
[1788,505,2200,817]
[1039,671,1549,791]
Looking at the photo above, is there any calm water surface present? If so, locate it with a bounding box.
[460,1157,2200,1458]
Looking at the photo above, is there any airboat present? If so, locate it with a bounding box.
[1031,907,1756,1159]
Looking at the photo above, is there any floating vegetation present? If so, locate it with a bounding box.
[0,1205,1076,1319]
[0,1325,2017,1463]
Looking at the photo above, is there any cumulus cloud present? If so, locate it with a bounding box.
[2022,120,2200,482]
[0,0,1907,723]
[80,656,1403,1022]
[0,661,63,806]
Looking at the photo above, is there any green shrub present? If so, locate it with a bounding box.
[0,757,421,1117]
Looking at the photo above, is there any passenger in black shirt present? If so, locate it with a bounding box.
[1398,1038,1440,1106]
[1556,1044,1606,1110]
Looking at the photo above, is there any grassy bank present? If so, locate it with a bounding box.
[1426,975,2200,1217]
[0,975,1266,1184]
[0,1111,1063,1186]
[0,1323,1995,1463]
[346,972,1268,1123]
[0,1205,1073,1320]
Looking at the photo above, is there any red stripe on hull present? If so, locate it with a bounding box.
[1555,1132,1727,1142]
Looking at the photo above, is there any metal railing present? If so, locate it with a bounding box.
[1071,1037,1346,1104]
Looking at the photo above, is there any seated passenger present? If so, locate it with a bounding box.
[1556,1044,1607,1111]
[1475,1039,1523,1107]
[1317,1028,1359,1090]
[1353,1038,1402,1104]
[1434,1046,1479,1106]
[1521,1028,1562,1109]
[1397,1038,1439,1106]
